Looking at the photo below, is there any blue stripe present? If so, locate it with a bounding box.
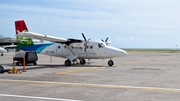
[19,43,53,53]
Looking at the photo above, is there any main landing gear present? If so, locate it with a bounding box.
[65,60,71,66]
[64,59,86,66]
[80,59,86,65]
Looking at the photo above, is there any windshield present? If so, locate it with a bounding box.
[98,43,104,48]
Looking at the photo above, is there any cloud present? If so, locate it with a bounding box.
[1,0,180,48]
[118,36,136,41]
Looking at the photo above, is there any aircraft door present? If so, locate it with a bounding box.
[98,43,110,57]
[97,43,105,56]
[56,46,62,55]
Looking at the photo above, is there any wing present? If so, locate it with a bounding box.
[16,32,67,42]
[3,45,17,48]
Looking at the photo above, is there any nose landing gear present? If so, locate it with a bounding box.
[108,60,114,66]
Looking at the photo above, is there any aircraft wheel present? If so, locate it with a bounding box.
[1,53,3,56]
[108,60,114,66]
[34,61,37,65]
[65,60,71,66]
[80,59,86,65]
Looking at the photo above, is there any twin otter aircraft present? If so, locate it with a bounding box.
[15,20,127,66]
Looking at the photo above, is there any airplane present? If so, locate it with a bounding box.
[15,20,127,66]
[0,46,7,56]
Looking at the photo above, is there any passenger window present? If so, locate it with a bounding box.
[86,46,89,49]
[71,46,74,49]
[90,46,93,49]
[64,46,66,49]
[58,46,60,49]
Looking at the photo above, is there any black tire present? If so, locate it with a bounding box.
[16,62,19,66]
[108,60,114,66]
[80,59,86,65]
[1,53,3,56]
[65,60,71,66]
[0,65,4,73]
[34,61,37,65]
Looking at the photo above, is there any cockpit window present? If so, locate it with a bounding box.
[98,43,104,48]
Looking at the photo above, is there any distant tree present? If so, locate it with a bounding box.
[0,34,5,41]
[0,34,5,38]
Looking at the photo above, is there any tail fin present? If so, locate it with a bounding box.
[15,20,28,35]
[15,20,34,50]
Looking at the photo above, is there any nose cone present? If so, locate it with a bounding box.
[117,49,127,56]
[106,46,127,57]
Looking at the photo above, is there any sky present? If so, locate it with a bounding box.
[0,0,180,49]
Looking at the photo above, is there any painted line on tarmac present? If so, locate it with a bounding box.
[55,66,103,74]
[0,79,180,93]
[0,93,82,101]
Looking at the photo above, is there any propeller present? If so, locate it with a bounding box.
[82,33,87,41]
[105,37,108,42]
[101,37,109,45]
[82,33,90,52]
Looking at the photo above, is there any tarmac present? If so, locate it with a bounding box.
[0,52,180,101]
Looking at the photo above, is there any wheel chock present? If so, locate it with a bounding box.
[8,67,21,74]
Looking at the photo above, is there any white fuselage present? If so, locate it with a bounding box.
[39,41,127,60]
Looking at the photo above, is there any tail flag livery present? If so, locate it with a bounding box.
[15,20,28,34]
[15,20,52,53]
[15,20,34,49]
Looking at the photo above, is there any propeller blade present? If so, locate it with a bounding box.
[88,38,91,41]
[101,39,104,42]
[105,37,108,42]
[82,33,86,41]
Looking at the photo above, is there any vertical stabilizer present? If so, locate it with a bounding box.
[15,20,34,50]
[15,20,28,35]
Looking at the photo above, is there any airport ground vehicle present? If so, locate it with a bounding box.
[13,51,38,66]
